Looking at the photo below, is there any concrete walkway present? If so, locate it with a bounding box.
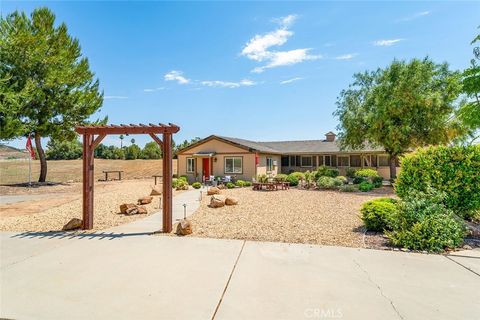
[1,189,479,319]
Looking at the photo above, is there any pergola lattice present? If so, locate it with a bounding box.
[75,123,180,232]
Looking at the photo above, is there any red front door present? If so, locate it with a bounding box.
[202,158,210,180]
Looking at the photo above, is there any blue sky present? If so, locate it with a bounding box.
[2,1,479,148]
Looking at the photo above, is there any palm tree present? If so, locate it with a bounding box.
[130,138,135,145]
[119,134,124,148]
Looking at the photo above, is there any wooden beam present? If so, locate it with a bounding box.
[162,132,173,233]
[91,134,106,149]
[75,124,180,135]
[149,133,163,146]
[82,134,94,229]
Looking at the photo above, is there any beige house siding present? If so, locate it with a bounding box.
[256,154,281,176]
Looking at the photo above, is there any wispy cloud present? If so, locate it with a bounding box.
[241,14,321,73]
[143,87,166,92]
[334,53,358,60]
[398,11,430,22]
[280,77,303,85]
[372,39,405,47]
[164,70,190,84]
[201,79,256,88]
[104,95,128,100]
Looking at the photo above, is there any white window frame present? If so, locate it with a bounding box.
[300,156,313,167]
[224,157,243,174]
[186,158,195,173]
[266,157,274,171]
[338,156,350,167]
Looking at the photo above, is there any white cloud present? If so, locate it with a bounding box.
[143,87,166,92]
[104,95,128,99]
[280,77,303,84]
[334,53,358,60]
[164,70,190,84]
[241,14,321,73]
[372,39,405,46]
[398,11,430,22]
[200,79,256,88]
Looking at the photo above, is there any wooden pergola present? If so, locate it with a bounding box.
[75,123,180,232]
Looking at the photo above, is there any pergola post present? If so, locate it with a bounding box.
[162,132,173,233]
[82,134,95,229]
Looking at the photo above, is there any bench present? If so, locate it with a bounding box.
[102,170,124,181]
[252,182,290,191]
[152,175,162,185]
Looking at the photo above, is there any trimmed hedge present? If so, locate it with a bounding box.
[192,182,202,189]
[361,198,398,231]
[287,172,305,186]
[358,181,374,192]
[315,166,339,179]
[395,145,480,219]
[226,182,235,189]
[235,180,246,187]
[317,176,343,189]
[355,168,379,178]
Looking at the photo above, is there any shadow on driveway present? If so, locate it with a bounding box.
[11,230,155,241]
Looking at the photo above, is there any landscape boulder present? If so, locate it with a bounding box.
[207,187,220,195]
[209,195,226,208]
[175,219,193,236]
[62,218,83,231]
[136,205,148,214]
[225,197,239,206]
[150,186,162,196]
[138,196,153,205]
[120,203,137,214]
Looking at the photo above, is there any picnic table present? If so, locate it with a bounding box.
[102,170,123,181]
[152,175,162,185]
[252,181,290,191]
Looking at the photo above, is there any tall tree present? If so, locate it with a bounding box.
[119,135,124,148]
[334,57,462,179]
[0,8,103,182]
[459,26,480,143]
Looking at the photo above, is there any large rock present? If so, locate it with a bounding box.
[175,219,192,236]
[150,186,162,196]
[209,195,226,208]
[225,197,239,206]
[120,203,137,214]
[62,218,83,231]
[207,187,220,195]
[138,196,153,205]
[137,206,148,214]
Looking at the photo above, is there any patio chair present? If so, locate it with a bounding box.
[223,176,231,183]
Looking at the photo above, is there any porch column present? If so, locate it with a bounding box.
[162,132,173,233]
[82,134,94,229]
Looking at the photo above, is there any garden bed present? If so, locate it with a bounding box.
[188,187,396,248]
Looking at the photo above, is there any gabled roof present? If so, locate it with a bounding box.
[177,135,384,155]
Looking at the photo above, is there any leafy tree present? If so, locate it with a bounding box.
[334,57,462,179]
[46,137,82,160]
[141,141,162,159]
[113,147,125,160]
[174,137,201,157]
[0,8,103,181]
[125,144,141,160]
[459,26,480,144]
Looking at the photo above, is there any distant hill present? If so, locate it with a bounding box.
[0,144,28,160]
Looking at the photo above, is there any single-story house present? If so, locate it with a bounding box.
[176,132,400,182]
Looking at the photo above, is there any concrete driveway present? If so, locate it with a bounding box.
[1,229,479,320]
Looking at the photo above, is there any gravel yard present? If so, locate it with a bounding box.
[189,187,396,248]
[0,179,177,232]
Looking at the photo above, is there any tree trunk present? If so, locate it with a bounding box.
[389,155,397,181]
[34,133,47,182]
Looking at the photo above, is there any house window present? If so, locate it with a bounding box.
[290,155,296,166]
[318,155,324,166]
[338,156,349,167]
[301,156,312,167]
[225,157,242,174]
[324,155,331,166]
[378,155,389,167]
[350,155,361,167]
[267,157,274,171]
[281,156,289,166]
[187,158,195,173]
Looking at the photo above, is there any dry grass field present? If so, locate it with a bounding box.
[0,159,177,185]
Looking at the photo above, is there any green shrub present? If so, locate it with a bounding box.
[355,168,379,178]
[179,175,188,182]
[339,184,357,192]
[315,166,339,179]
[244,181,252,187]
[275,174,288,182]
[346,168,357,178]
[372,176,383,188]
[192,182,202,189]
[257,174,268,183]
[226,182,235,189]
[172,178,179,189]
[361,198,398,231]
[353,176,366,184]
[358,181,374,192]
[317,176,342,189]
[395,145,480,219]
[387,190,466,252]
[336,176,348,184]
[175,179,189,190]
[235,180,246,187]
[286,172,305,186]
